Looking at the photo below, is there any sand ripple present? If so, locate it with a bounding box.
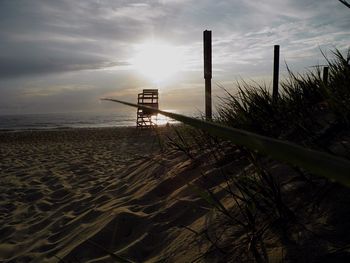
[0,128,215,262]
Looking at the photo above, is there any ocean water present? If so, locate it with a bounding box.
[0,112,178,130]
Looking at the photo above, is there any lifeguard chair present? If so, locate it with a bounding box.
[136,89,159,128]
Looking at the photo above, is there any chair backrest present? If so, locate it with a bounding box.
[138,89,158,115]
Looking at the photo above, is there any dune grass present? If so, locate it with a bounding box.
[103,49,350,261]
[217,49,350,141]
[163,49,350,262]
[102,50,350,187]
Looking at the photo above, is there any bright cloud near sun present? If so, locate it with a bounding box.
[131,41,185,84]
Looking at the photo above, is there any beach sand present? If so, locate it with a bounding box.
[3,127,349,262]
[0,127,216,262]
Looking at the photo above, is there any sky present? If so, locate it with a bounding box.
[0,0,349,115]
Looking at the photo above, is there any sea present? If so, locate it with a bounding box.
[0,111,180,131]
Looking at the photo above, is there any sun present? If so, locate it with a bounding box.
[131,41,183,83]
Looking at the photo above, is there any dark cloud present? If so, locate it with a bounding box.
[0,51,127,78]
[0,0,147,78]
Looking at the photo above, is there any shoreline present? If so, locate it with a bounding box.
[0,125,136,133]
[0,124,172,134]
[0,111,181,131]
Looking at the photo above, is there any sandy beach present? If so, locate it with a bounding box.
[0,127,216,262]
[2,125,350,262]
[1,0,350,261]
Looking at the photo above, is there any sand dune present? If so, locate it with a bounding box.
[0,128,217,262]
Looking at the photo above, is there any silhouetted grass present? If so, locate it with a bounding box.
[164,49,350,261]
[102,49,350,261]
[217,49,350,145]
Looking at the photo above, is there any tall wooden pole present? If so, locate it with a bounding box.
[204,30,212,120]
[273,45,280,103]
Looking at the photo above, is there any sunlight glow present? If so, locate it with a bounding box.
[151,109,180,126]
[131,41,184,83]
[151,114,179,126]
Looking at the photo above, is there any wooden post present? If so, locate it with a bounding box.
[204,30,212,120]
[323,66,329,85]
[273,45,280,103]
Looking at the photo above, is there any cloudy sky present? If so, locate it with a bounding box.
[0,0,349,115]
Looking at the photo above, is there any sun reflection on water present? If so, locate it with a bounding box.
[150,109,180,126]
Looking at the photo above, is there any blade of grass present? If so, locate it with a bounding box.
[101,98,350,187]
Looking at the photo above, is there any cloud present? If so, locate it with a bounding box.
[0,0,348,114]
[0,0,149,78]
[0,52,128,78]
